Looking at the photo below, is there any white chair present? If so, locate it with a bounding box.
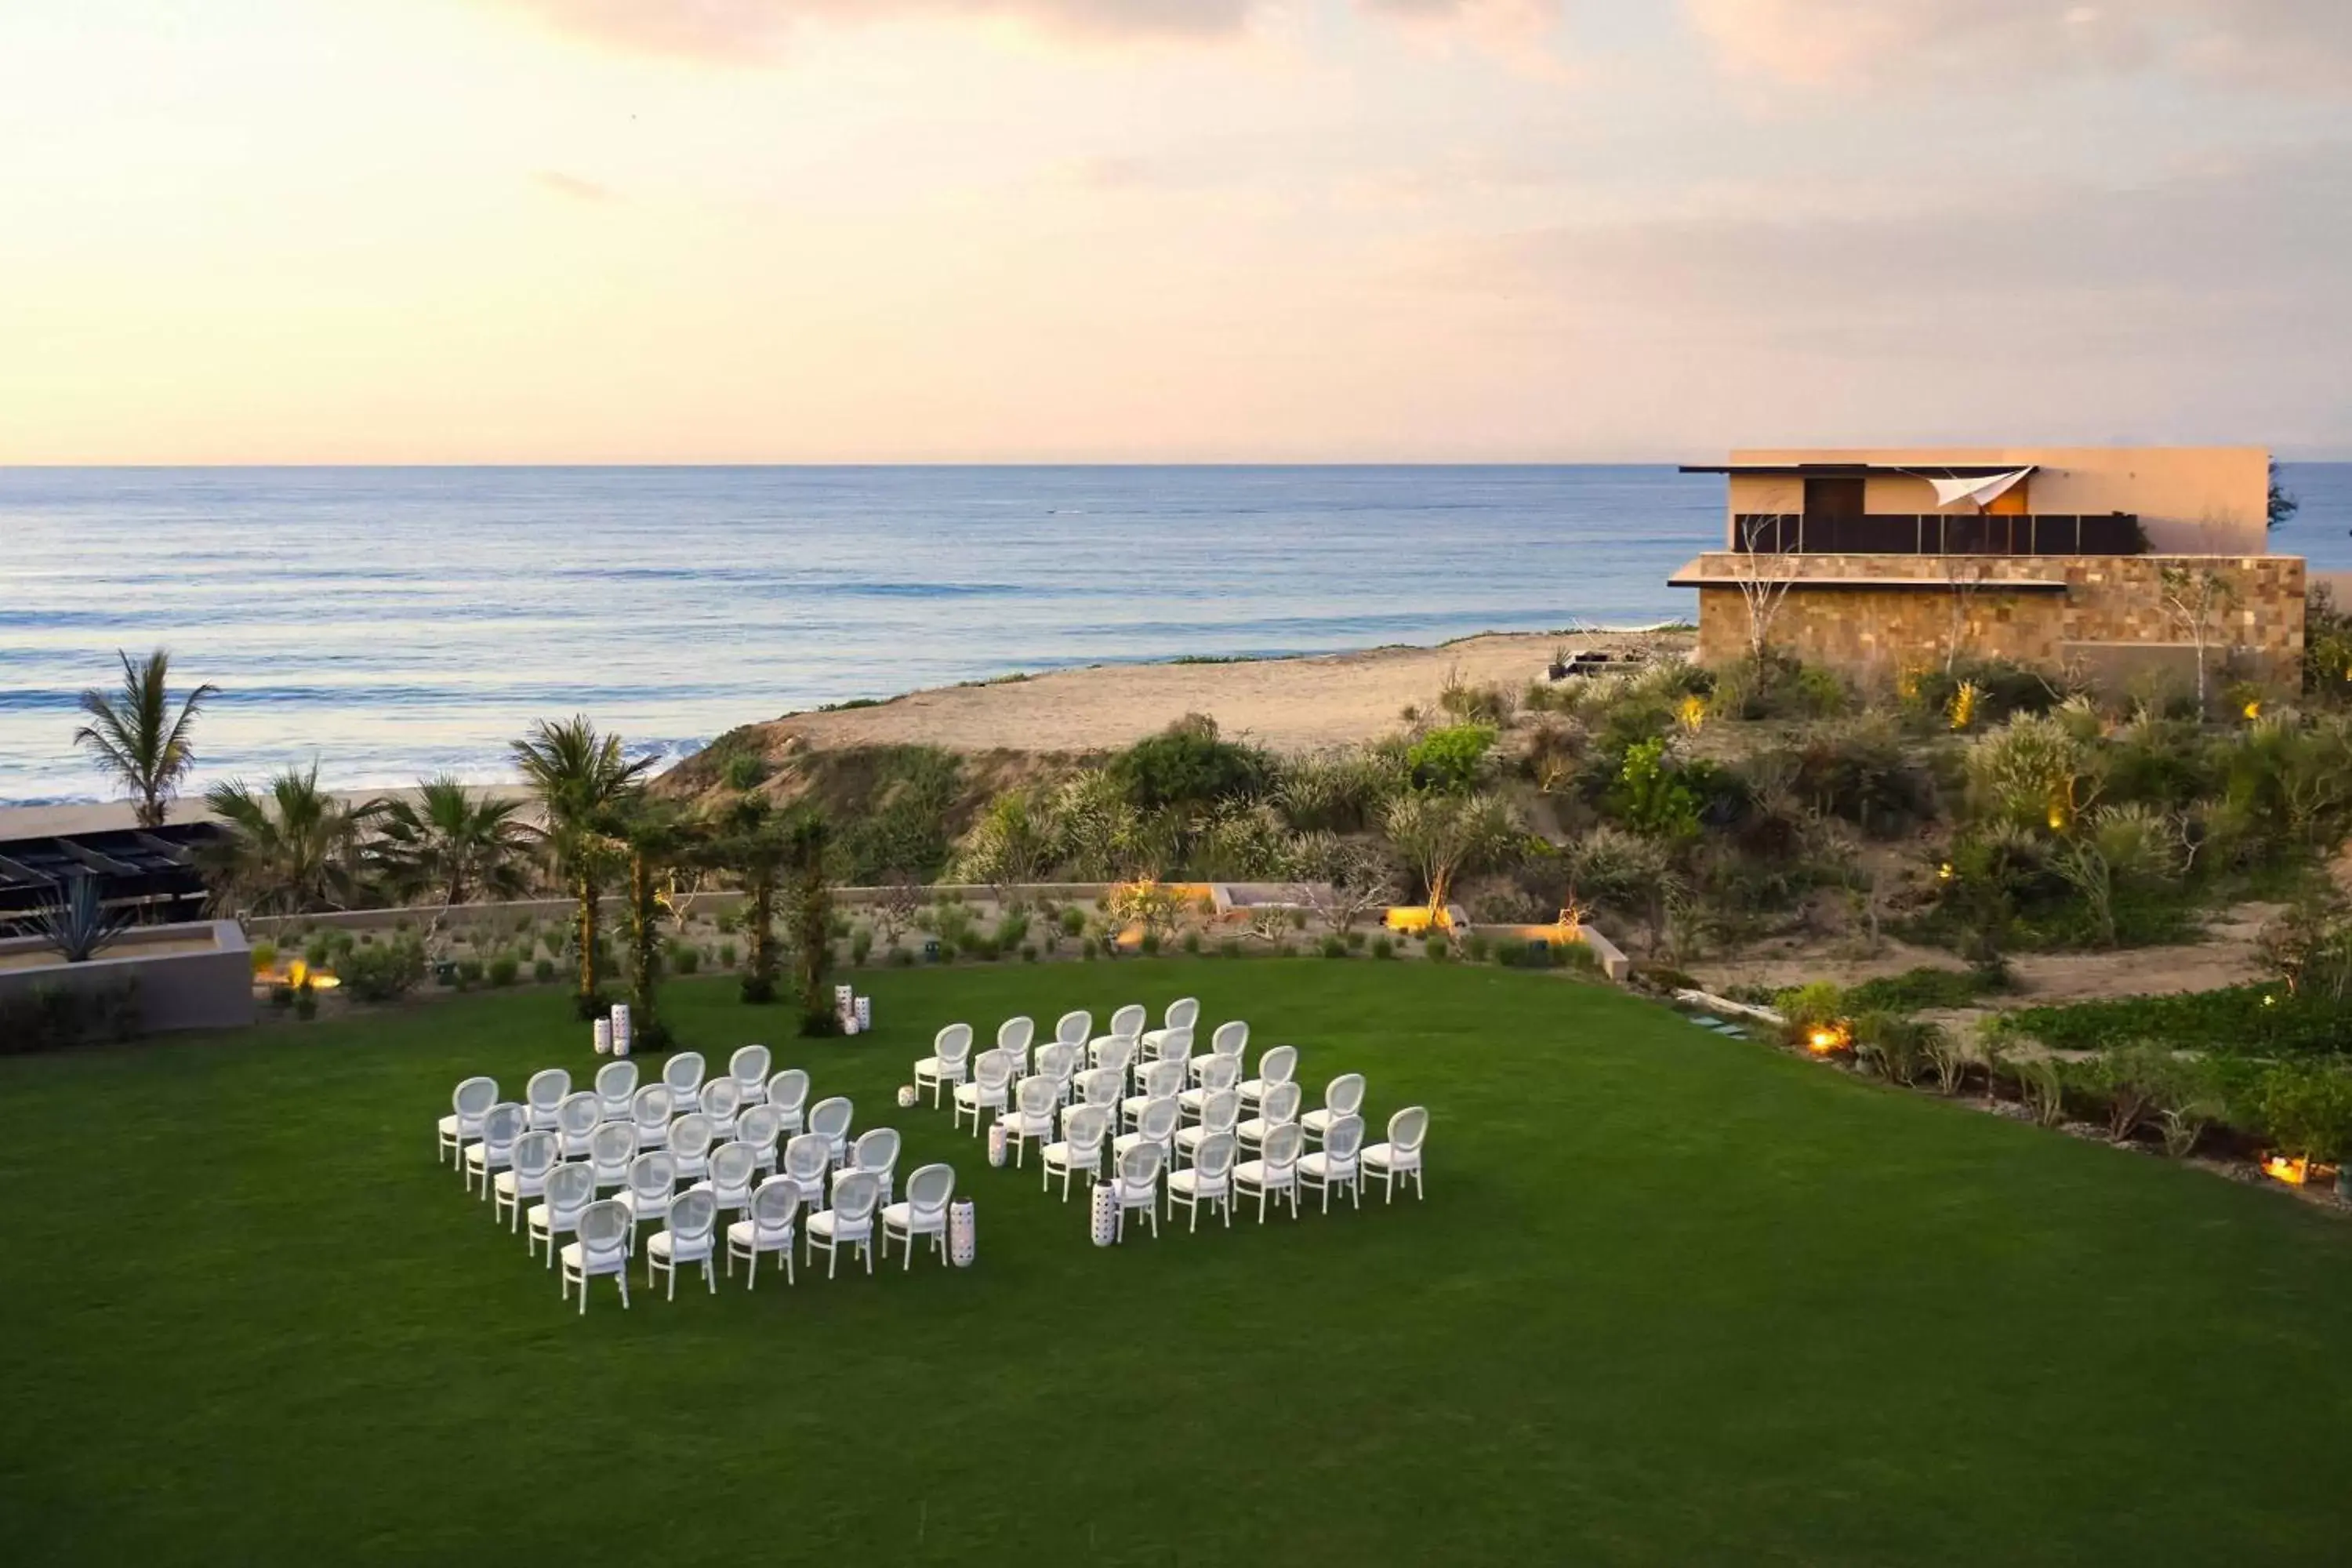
[779,1132,833,1209]
[1363,1106,1428,1203]
[1039,1105,1109,1200]
[630,1085,675,1150]
[1123,1061,1185,1131]
[594,1059,638,1122]
[1298,1113,1364,1214]
[881,1163,955,1269]
[492,1130,559,1231]
[1001,1076,1058,1167]
[1234,1122,1303,1222]
[699,1077,742,1140]
[528,1162,597,1267]
[1034,1043,1080,1102]
[523,1068,571,1132]
[1237,1044,1296,1113]
[647,1189,719,1299]
[806,1171,880,1279]
[1053,1010,1092,1051]
[1069,1067,1123,1129]
[996,1016,1036,1076]
[1090,1036,1137,1080]
[668,1112,715,1187]
[1191,1021,1248,1086]
[728,1178,800,1289]
[559,1198,632,1314]
[1175,1090,1239,1168]
[1301,1073,1367,1149]
[839,1127,901,1207]
[808,1097,854,1167]
[1237,1080,1301,1156]
[555,1091,603,1160]
[691,1140,760,1225]
[1108,1002,1147,1040]
[914,1023,975,1108]
[765,1069,811,1135]
[1150,1025,1196,1069]
[1109,1142,1163,1241]
[618,1151,677,1234]
[739,1103,784,1174]
[662,1051,706,1113]
[1139,997,1197,1053]
[729,1044,771,1104]
[439,1076,499,1168]
[1179,1055,1240,1122]
[587,1120,638,1190]
[1167,1131,1236,1232]
[1114,1098,1179,1172]
[952,1051,1014,1137]
[463,1103,525,1198]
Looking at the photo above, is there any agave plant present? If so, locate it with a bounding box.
[32,873,128,963]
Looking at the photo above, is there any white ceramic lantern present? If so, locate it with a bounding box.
[593,1018,612,1056]
[949,1199,976,1267]
[896,1084,916,1109]
[855,996,872,1029]
[987,1122,1007,1169]
[1089,1181,1118,1247]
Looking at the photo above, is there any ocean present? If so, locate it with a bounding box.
[4,463,2348,805]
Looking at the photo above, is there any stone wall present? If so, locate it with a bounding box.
[1693,554,2304,688]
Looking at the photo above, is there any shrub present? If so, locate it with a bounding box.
[1438,667,1516,725]
[722,752,768,791]
[1844,967,2005,1014]
[533,956,556,984]
[292,983,318,1020]
[1139,931,1162,956]
[1217,937,1241,958]
[1110,715,1269,811]
[1058,906,1087,937]
[994,912,1030,951]
[1462,932,1491,963]
[888,946,915,967]
[849,927,873,966]
[667,941,700,976]
[2254,1062,2352,1162]
[1852,1011,1937,1086]
[456,956,485,987]
[249,941,278,973]
[1406,724,1497,793]
[1425,933,1451,962]
[270,983,296,1011]
[1370,935,1395,960]
[718,941,738,969]
[1182,930,1203,955]
[487,954,519,988]
[1081,937,1100,960]
[303,937,332,971]
[340,937,426,1004]
[1995,985,2343,1061]
[1320,935,1348,959]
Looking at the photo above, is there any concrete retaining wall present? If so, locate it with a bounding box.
[0,920,253,1035]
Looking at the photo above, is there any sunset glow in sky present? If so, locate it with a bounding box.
[2,0,2347,462]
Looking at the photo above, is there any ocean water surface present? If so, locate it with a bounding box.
[4,463,2347,804]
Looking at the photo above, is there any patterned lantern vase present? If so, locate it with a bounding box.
[1089,1181,1118,1247]
[896,1084,917,1109]
[610,1004,632,1058]
[593,1018,612,1056]
[987,1123,1008,1169]
[949,1199,976,1267]
[855,996,872,1029]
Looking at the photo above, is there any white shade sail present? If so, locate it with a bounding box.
[1926,468,2033,510]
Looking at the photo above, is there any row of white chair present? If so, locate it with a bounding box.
[437,1053,810,1167]
[913,1001,1231,1108]
[1074,1106,1428,1239]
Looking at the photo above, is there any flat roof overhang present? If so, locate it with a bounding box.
[1679,463,2041,480]
[1670,571,2070,593]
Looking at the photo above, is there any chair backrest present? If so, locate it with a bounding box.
[700,1077,742,1122]
[853,1127,901,1179]
[782,1133,831,1184]
[1164,996,1200,1032]
[577,1198,630,1256]
[1192,1131,1238,1181]
[1093,1037,1136,1077]
[669,1112,713,1162]
[525,1068,570,1113]
[1036,1043,1076,1081]
[453,1075,499,1118]
[1325,1073,1367,1117]
[1210,1020,1249,1058]
[829,1171,880,1224]
[632,1084,673,1130]
[1198,1055,1241,1094]
[481,1103,524,1151]
[933,1022,974,1065]
[729,1044,771,1089]
[1064,1105,1109,1152]
[1153,1026,1194,1064]
[1118,1141,1163,1189]
[972,1051,1014,1093]
[666,1188,717,1243]
[748,1177,801,1234]
[809,1096,853,1142]
[511,1130,559,1180]
[1323,1114,1366,1163]
[996,1015,1035,1054]
[557,1091,601,1139]
[590,1121,637,1175]
[1054,1010,1091,1047]
[545,1161,595,1216]
[1258,1044,1298,1089]
[626,1152,675,1202]
[738,1104,782,1156]
[904,1162,955,1215]
[662,1051,706,1102]
[1388,1105,1429,1156]
[1261,1081,1303,1127]
[594,1059,637,1105]
[1109,1003,1147,1040]
[1015,1076,1058,1120]
[766,1069,810,1116]
[1141,1060,1185,1100]
[1137,1098,1179,1143]
[1077,1068,1123,1111]
[1199,1089,1240,1137]
[1261,1122,1304,1171]
[710,1140,757,1192]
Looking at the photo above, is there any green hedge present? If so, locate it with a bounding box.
[1995,985,2347,1059]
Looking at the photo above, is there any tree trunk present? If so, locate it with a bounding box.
[629,849,661,1040]
[743,865,778,1004]
[575,866,600,1008]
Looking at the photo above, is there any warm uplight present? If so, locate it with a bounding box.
[1936,862,1954,882]
[2263,1155,2310,1187]
[1947,681,1980,731]
[1677,695,1708,733]
[2263,993,2278,1007]
[2243,699,2263,720]
[1806,1022,1851,1056]
[2047,804,2070,832]
[256,960,340,992]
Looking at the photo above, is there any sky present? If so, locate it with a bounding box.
[0,0,2347,463]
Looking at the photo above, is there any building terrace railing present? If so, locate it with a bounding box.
[1731,513,2146,557]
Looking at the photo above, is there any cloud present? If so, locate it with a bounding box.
[1682,0,2352,93]
[531,169,616,202]
[483,0,1256,60]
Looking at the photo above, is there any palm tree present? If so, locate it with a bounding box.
[510,717,652,1017]
[72,649,219,829]
[619,805,699,1050]
[706,797,790,1004]
[372,776,532,911]
[198,764,378,914]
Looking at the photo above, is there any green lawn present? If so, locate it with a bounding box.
[2,961,2349,1565]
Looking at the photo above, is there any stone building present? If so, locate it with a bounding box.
[1669,448,2303,691]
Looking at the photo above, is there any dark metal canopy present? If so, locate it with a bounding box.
[1679,462,2042,479]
